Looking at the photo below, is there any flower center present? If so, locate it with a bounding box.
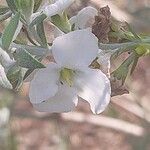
[60,68,75,86]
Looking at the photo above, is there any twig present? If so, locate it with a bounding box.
[13,110,145,137]
[62,112,145,137]
[111,97,150,123]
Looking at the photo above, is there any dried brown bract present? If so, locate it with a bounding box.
[110,76,129,97]
[92,5,111,43]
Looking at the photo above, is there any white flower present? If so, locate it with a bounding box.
[33,0,75,18]
[0,107,10,127]
[49,6,98,41]
[0,48,15,89]
[29,29,111,114]
[69,6,98,30]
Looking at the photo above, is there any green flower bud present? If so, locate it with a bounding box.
[135,44,150,56]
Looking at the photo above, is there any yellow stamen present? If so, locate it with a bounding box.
[60,68,74,86]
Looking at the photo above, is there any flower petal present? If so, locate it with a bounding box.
[43,0,75,17]
[29,63,60,104]
[52,29,99,69]
[33,84,78,113]
[74,68,111,114]
[70,6,98,29]
[97,49,113,77]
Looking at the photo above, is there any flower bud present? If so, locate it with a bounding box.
[135,44,150,56]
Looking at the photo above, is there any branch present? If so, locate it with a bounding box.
[111,97,150,123]
[13,109,145,137]
[62,112,145,137]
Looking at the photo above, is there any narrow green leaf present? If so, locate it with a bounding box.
[1,12,21,51]
[23,68,34,81]
[0,11,12,22]
[36,22,48,48]
[13,48,45,69]
[27,27,41,45]
[6,0,17,13]
[29,13,47,46]
[99,42,138,50]
[34,0,42,12]
[125,22,141,40]
[30,13,47,27]
[23,57,43,81]
[99,42,138,59]
[11,43,48,56]
[7,65,25,89]
[130,54,139,75]
[0,6,10,15]
[111,53,135,84]
[51,13,71,33]
[15,0,34,23]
